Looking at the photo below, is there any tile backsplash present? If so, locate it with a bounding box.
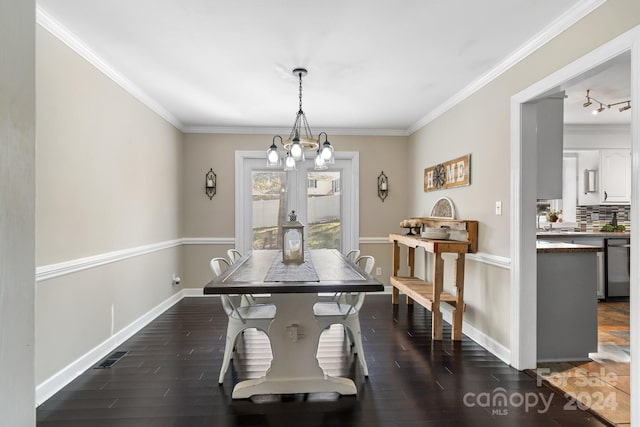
[576,205,631,232]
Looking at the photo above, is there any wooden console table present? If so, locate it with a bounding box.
[390,218,478,340]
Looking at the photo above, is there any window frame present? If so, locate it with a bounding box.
[235,151,359,254]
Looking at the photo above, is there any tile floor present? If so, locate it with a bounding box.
[534,302,630,426]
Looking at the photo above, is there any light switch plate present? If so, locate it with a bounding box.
[495,201,502,215]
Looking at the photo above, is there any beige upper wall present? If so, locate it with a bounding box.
[407,1,640,348]
[409,0,640,258]
[36,26,184,265]
[181,133,409,288]
[35,25,185,387]
[182,133,409,239]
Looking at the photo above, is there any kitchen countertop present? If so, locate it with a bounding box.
[536,231,630,238]
[536,241,603,253]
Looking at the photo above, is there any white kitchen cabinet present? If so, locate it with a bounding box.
[600,149,631,204]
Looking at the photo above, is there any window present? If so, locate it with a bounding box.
[235,151,359,254]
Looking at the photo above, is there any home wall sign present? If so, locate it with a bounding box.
[424,154,470,192]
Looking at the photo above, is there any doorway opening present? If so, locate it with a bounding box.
[510,24,639,424]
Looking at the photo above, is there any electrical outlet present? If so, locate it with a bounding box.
[172,273,181,286]
[375,267,382,276]
[495,201,502,215]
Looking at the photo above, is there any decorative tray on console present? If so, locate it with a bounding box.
[421,229,450,240]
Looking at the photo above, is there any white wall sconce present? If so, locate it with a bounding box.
[378,171,389,202]
[205,168,216,199]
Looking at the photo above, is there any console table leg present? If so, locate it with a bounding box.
[432,253,444,340]
[452,253,466,340]
[392,287,399,304]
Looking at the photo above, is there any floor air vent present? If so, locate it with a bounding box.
[94,351,128,369]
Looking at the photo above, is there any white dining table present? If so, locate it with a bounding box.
[203,249,384,398]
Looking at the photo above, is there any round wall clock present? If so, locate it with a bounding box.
[433,164,445,189]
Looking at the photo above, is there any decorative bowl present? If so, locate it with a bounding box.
[423,227,444,233]
[421,230,450,240]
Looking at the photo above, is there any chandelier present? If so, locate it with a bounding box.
[583,89,631,114]
[266,68,335,171]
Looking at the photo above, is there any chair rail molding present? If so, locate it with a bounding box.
[36,239,183,282]
[36,238,235,282]
[35,236,510,282]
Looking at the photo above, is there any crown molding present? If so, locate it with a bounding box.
[183,125,409,137]
[407,0,607,134]
[36,5,184,131]
[36,0,606,138]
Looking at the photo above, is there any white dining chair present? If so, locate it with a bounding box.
[355,255,375,274]
[218,293,276,385]
[345,249,360,263]
[314,292,369,376]
[330,253,373,304]
[227,248,243,264]
[211,256,268,306]
[210,257,230,276]
[322,254,374,370]
[210,257,277,385]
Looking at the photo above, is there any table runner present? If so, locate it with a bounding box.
[264,251,320,282]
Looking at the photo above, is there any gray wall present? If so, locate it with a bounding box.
[0,0,36,424]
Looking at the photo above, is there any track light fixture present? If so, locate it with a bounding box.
[619,101,631,112]
[583,89,631,115]
[594,104,606,115]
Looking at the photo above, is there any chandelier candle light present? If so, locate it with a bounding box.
[266,68,335,171]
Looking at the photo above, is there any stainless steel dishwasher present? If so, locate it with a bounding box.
[605,238,630,300]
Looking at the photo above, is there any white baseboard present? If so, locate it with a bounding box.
[35,286,509,406]
[35,290,185,406]
[182,288,214,297]
[440,303,511,364]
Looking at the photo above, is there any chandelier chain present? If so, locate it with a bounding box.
[298,71,303,113]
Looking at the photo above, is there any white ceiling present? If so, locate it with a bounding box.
[37,0,625,135]
[562,52,631,125]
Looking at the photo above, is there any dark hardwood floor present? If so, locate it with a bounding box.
[37,295,608,426]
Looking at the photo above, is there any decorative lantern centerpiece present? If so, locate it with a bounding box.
[282,210,304,264]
